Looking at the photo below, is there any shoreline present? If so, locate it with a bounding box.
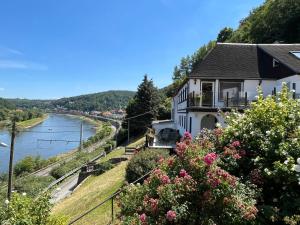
[59,113,103,131]
[16,114,49,130]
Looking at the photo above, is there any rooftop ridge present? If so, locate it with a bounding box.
[217,42,300,46]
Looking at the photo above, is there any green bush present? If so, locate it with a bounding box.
[0,193,66,225]
[14,175,55,197]
[14,155,58,177]
[104,144,112,153]
[93,161,113,176]
[106,139,117,148]
[50,160,82,179]
[125,149,169,183]
[83,123,112,148]
[50,148,105,179]
[219,85,300,224]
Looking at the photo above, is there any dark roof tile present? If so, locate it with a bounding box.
[190,43,300,79]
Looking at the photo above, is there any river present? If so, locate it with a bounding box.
[0,114,96,172]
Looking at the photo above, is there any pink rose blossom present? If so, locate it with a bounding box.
[167,158,174,167]
[176,142,187,157]
[166,210,176,221]
[139,213,147,223]
[161,175,171,184]
[233,153,241,159]
[183,131,192,141]
[232,141,241,147]
[203,152,218,166]
[179,169,188,178]
[158,157,164,164]
[214,128,223,136]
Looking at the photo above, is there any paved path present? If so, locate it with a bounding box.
[50,173,80,204]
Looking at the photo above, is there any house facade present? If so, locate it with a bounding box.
[153,43,300,139]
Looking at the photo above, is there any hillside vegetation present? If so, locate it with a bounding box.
[7,90,135,112]
[53,90,135,111]
[226,0,300,43]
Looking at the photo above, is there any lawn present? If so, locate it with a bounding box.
[17,114,48,129]
[52,150,127,225]
[97,147,125,163]
[127,136,145,148]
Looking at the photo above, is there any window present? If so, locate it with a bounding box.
[219,81,242,101]
[290,51,300,59]
[273,58,279,67]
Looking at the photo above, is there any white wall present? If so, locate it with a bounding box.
[187,112,225,138]
[189,78,200,95]
[152,120,176,135]
[244,80,260,100]
[261,80,276,97]
[276,75,300,92]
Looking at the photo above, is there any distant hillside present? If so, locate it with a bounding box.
[53,90,135,111]
[0,98,15,109]
[7,90,135,112]
[7,99,52,110]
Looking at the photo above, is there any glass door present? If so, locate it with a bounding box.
[201,82,214,107]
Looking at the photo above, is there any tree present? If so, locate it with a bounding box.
[228,0,300,43]
[124,75,160,135]
[217,27,234,42]
[172,66,181,81]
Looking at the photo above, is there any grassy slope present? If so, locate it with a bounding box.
[97,147,125,163]
[52,148,126,225]
[127,136,146,148]
[17,114,48,129]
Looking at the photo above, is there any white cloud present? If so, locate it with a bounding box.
[0,60,48,70]
[0,47,23,56]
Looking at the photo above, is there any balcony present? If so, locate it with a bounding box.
[188,91,249,109]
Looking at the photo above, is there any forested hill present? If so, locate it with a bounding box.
[220,0,300,43]
[7,90,135,112]
[52,90,135,111]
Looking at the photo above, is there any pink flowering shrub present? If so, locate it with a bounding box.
[119,132,257,225]
[203,152,217,166]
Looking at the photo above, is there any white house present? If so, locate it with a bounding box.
[153,43,300,139]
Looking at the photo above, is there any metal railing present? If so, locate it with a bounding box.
[68,170,153,225]
[188,91,248,108]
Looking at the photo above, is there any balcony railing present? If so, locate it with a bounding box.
[188,91,249,108]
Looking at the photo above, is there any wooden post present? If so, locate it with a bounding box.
[245,92,248,106]
[226,92,229,107]
[127,120,130,144]
[7,119,16,200]
[111,196,114,222]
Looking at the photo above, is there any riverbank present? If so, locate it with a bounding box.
[63,114,102,131]
[16,114,49,129]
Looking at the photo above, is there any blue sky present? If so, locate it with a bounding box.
[0,0,263,99]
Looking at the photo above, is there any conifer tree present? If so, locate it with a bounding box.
[124,75,160,135]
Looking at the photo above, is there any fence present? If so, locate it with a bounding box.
[68,170,152,225]
[44,151,106,192]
